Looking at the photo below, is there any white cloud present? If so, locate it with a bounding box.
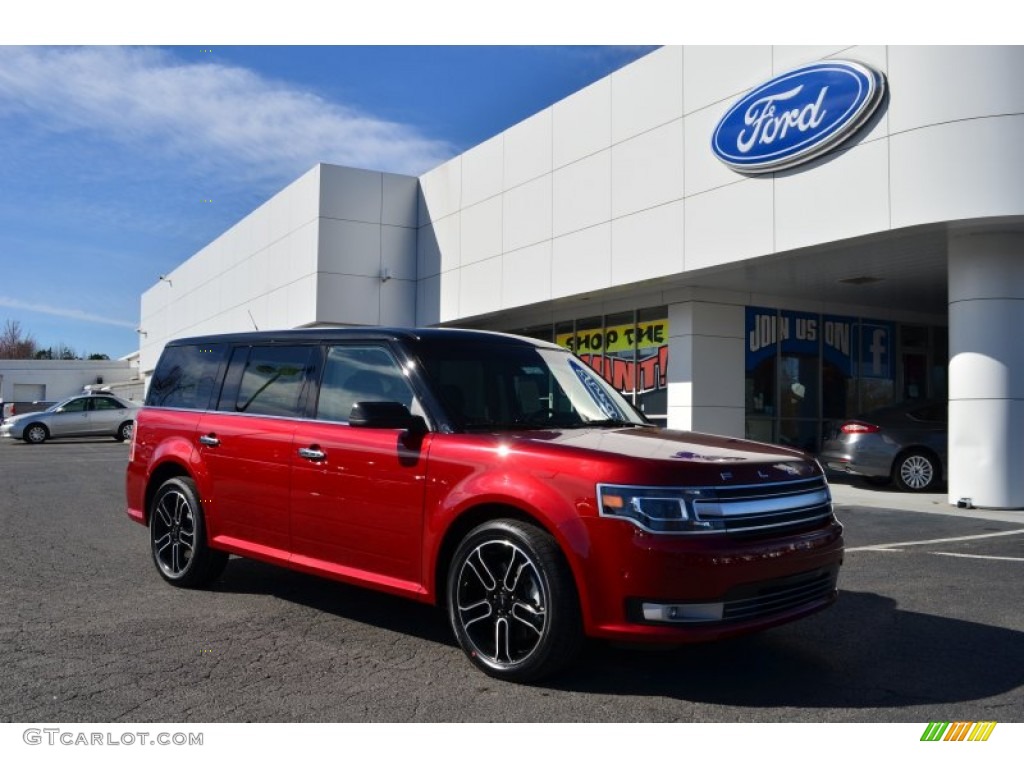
[0,297,137,329]
[0,46,454,177]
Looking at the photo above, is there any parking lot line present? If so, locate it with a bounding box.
[929,552,1024,562]
[847,528,1024,552]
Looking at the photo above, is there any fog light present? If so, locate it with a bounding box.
[642,601,724,623]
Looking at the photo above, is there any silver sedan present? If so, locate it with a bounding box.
[0,394,140,444]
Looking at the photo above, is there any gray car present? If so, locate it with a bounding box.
[819,401,947,492]
[0,394,140,444]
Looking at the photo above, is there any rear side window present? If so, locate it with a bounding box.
[231,345,316,418]
[147,344,227,410]
[316,345,419,423]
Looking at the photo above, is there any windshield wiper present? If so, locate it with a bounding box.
[577,419,641,428]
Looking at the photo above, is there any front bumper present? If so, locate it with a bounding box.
[577,515,845,642]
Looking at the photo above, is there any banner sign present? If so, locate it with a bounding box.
[557,319,668,395]
[746,307,891,379]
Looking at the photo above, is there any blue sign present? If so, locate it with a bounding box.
[712,60,885,174]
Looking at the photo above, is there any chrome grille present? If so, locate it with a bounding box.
[693,476,833,534]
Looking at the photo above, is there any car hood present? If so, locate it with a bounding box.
[500,426,821,485]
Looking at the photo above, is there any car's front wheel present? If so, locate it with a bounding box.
[447,519,582,683]
[24,423,48,444]
[149,477,228,588]
[893,450,940,492]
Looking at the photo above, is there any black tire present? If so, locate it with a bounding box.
[115,421,133,442]
[447,518,582,683]
[24,423,48,444]
[893,450,940,492]
[149,477,228,588]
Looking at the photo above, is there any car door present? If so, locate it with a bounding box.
[196,344,317,561]
[289,344,430,592]
[50,397,90,437]
[85,396,127,435]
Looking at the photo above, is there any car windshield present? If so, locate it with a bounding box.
[414,340,648,430]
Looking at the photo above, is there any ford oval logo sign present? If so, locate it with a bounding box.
[711,60,885,174]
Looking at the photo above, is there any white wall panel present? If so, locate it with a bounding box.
[611,201,684,284]
[286,274,317,327]
[611,120,684,218]
[551,224,611,299]
[503,175,552,253]
[891,116,1024,228]
[320,164,383,224]
[553,151,611,237]
[553,78,611,168]
[684,180,773,271]
[318,219,381,277]
[460,197,503,266]
[438,269,461,323]
[461,134,504,207]
[771,46,849,73]
[417,213,460,278]
[316,274,380,325]
[381,225,417,282]
[775,138,890,253]
[416,274,440,326]
[684,106,741,196]
[459,256,502,319]
[504,109,553,190]
[889,46,1024,134]
[683,46,772,115]
[611,46,683,144]
[502,241,552,310]
[380,279,417,326]
[418,157,462,224]
[382,173,419,228]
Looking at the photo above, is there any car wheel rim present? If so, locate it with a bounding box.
[152,490,196,577]
[901,456,933,490]
[455,540,547,667]
[28,426,45,442]
[121,424,133,439]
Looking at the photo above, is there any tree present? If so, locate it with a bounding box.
[0,320,37,359]
[88,353,110,360]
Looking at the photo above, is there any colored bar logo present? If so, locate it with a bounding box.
[921,722,997,741]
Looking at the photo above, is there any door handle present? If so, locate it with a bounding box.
[297,446,326,461]
[199,434,220,447]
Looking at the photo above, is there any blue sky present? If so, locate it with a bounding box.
[0,43,656,359]
[0,2,994,360]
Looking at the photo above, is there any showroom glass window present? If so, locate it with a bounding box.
[513,306,669,425]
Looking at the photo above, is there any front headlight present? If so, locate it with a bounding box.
[597,484,722,533]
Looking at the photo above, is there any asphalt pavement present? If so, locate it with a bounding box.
[1,439,1021,723]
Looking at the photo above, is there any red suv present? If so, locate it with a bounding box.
[127,329,843,682]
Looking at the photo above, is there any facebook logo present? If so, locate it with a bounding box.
[860,323,892,379]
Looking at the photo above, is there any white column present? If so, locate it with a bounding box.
[948,232,1024,509]
[666,300,745,437]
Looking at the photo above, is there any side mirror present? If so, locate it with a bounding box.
[349,401,427,433]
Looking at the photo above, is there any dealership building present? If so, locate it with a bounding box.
[138,45,1024,509]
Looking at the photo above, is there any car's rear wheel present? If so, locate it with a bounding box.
[115,421,133,442]
[150,477,228,587]
[447,519,582,683]
[24,423,48,444]
[893,450,940,492]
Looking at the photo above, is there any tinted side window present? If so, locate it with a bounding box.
[92,397,123,411]
[234,346,315,418]
[60,398,89,413]
[147,344,227,409]
[316,346,418,423]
